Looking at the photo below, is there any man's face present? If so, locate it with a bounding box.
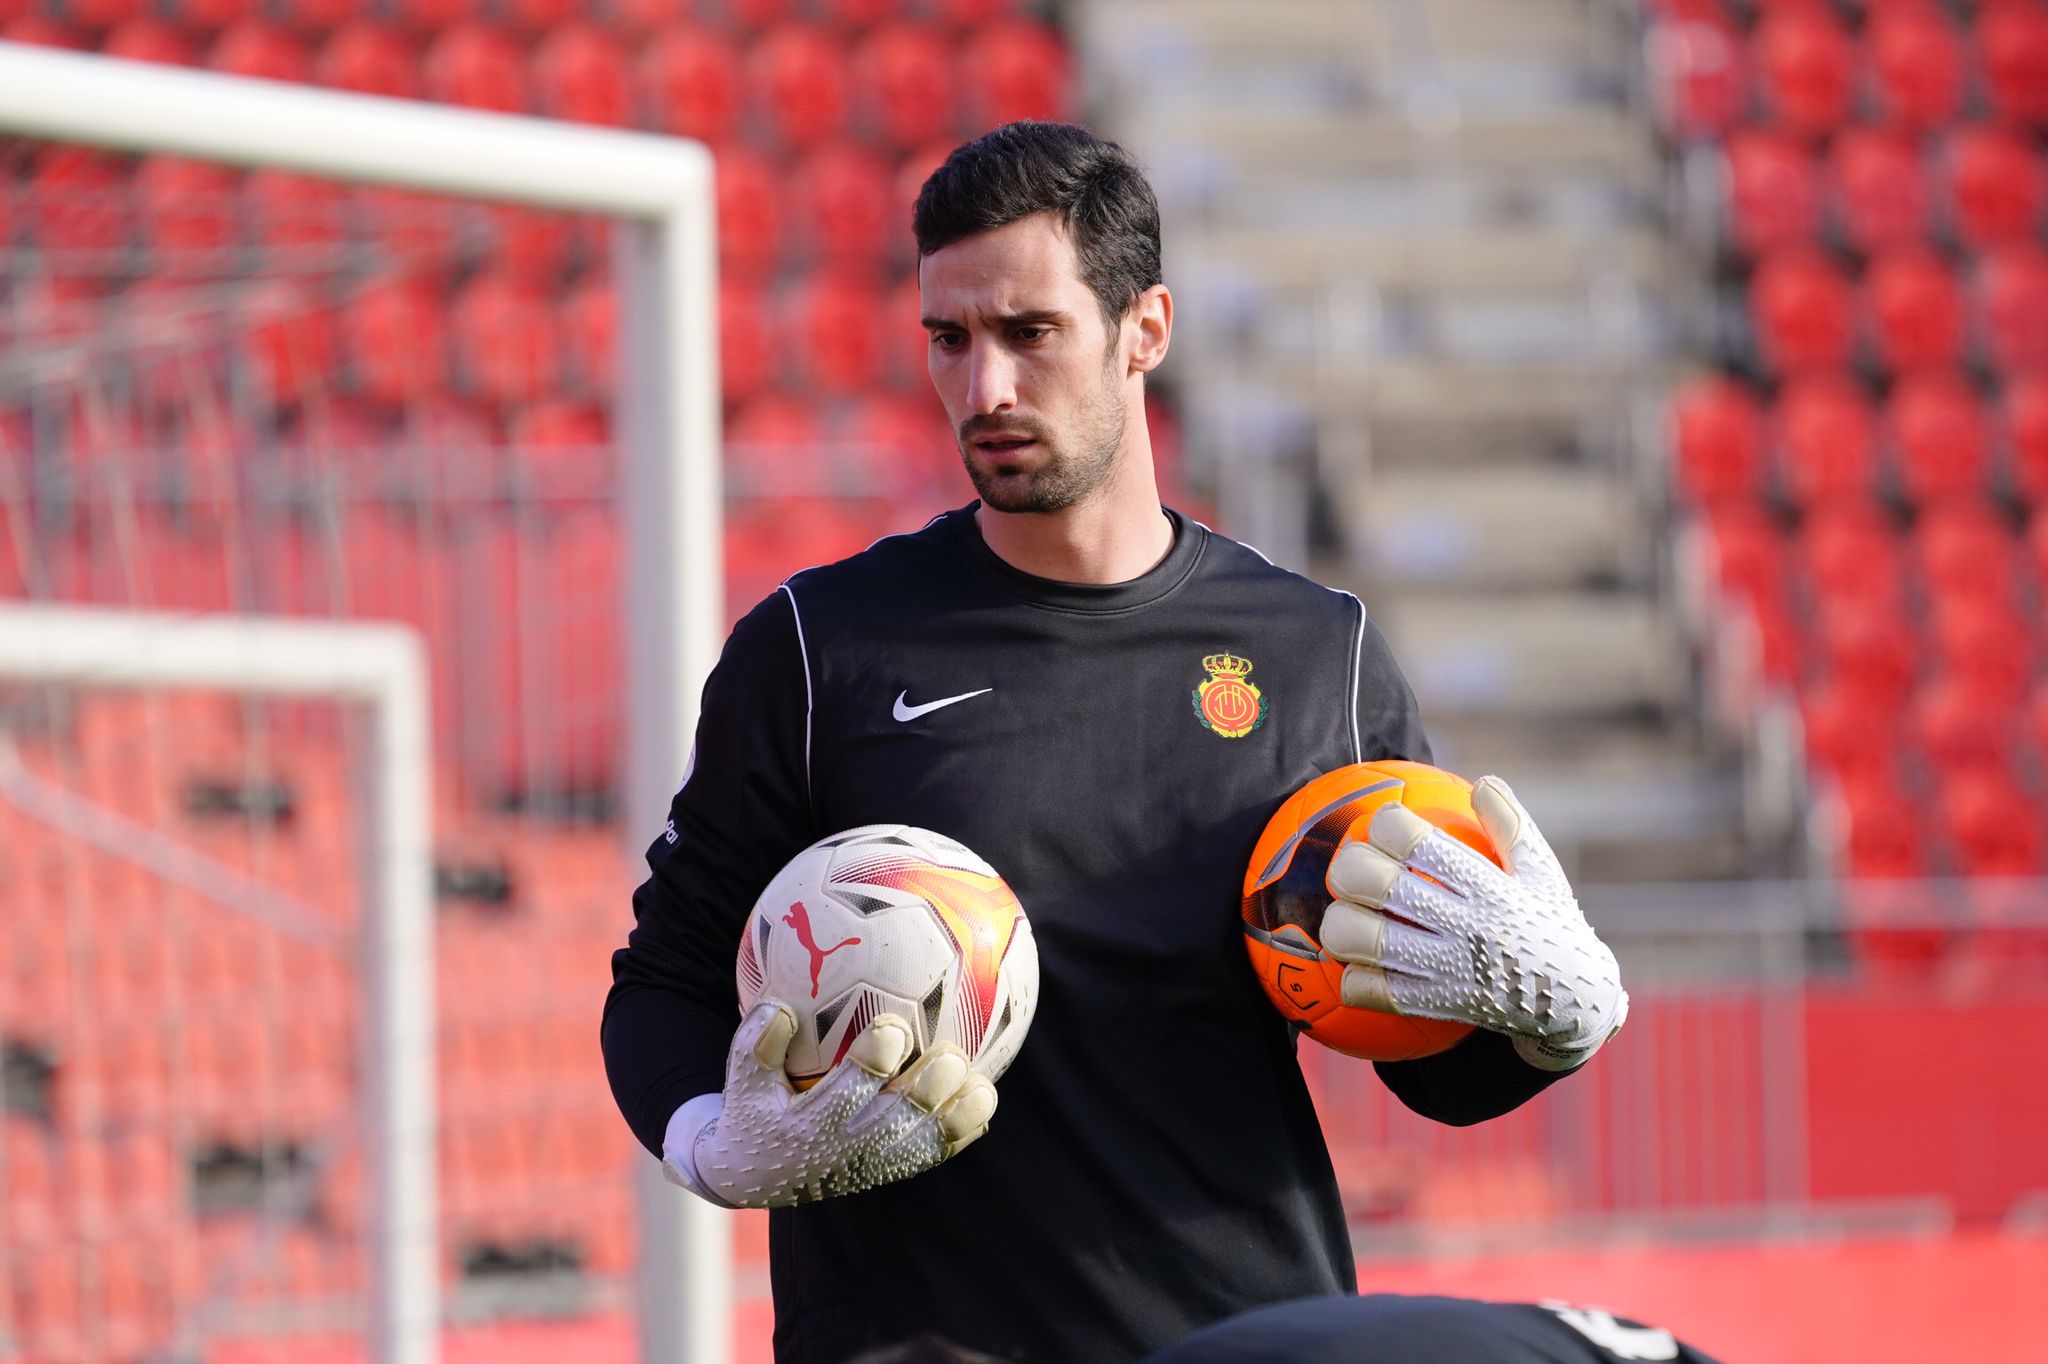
[919,212,1129,514]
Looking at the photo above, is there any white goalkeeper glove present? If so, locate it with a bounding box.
[661,1000,997,1209]
[1319,776,1629,1071]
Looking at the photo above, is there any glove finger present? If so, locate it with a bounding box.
[730,1000,800,1093]
[843,1013,913,1080]
[797,1016,908,1118]
[935,1073,997,1148]
[1320,900,1388,966]
[1368,806,1510,902]
[1472,775,1570,896]
[1339,962,1398,1011]
[890,1042,970,1113]
[1326,840,1401,909]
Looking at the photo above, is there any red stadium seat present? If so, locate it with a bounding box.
[1802,499,1905,611]
[1753,6,1852,140]
[750,24,848,148]
[384,0,478,32]
[532,23,629,126]
[846,392,953,495]
[238,279,340,404]
[928,0,1025,24]
[714,146,783,280]
[1828,127,1928,254]
[1671,376,1764,507]
[1722,128,1821,253]
[1839,780,1926,878]
[1911,676,2016,772]
[451,271,555,406]
[1912,498,2019,608]
[1931,596,2033,705]
[401,395,499,448]
[853,22,959,151]
[1701,503,1785,611]
[1647,11,1746,139]
[1980,245,2048,376]
[638,25,744,141]
[1980,1,2048,127]
[482,205,576,286]
[1940,769,2041,877]
[56,0,143,29]
[558,278,615,398]
[1816,598,1919,707]
[509,398,606,452]
[1802,676,1903,791]
[494,0,577,36]
[791,143,893,271]
[728,396,823,498]
[2004,375,2048,502]
[1865,246,1963,373]
[341,276,449,404]
[1865,5,1964,130]
[1887,371,1988,503]
[720,279,772,404]
[1750,249,1852,374]
[961,20,1070,127]
[424,23,528,113]
[2029,680,2048,756]
[27,147,131,253]
[353,185,465,276]
[788,275,882,393]
[241,169,350,248]
[314,23,418,99]
[1944,126,2043,249]
[102,16,200,65]
[208,20,311,84]
[884,274,929,387]
[1776,372,1875,506]
[133,155,238,256]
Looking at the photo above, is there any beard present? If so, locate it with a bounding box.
[956,363,1128,515]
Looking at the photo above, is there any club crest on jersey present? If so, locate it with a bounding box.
[1192,651,1267,739]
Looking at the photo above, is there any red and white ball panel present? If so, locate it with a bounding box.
[737,824,1040,1090]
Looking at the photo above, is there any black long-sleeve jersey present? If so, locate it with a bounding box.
[604,505,1575,1364]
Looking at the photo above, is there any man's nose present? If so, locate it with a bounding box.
[965,342,1016,416]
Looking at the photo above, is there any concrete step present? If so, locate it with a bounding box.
[1086,0,1619,66]
[1172,225,1673,294]
[1350,466,1639,590]
[1371,590,1686,718]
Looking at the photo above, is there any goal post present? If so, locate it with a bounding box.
[0,41,729,1364]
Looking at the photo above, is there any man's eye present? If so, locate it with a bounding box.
[931,332,963,351]
[1015,327,1046,343]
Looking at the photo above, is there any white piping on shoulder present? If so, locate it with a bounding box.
[1342,590,1366,764]
[777,581,814,806]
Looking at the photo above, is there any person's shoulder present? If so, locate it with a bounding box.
[1187,516,1366,625]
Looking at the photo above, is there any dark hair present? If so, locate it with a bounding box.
[844,1334,1009,1364]
[913,121,1162,330]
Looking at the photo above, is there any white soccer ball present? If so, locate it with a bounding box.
[736,824,1040,1090]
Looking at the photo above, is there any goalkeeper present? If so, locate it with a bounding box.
[602,121,1628,1364]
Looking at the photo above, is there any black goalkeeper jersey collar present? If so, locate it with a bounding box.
[938,500,1207,615]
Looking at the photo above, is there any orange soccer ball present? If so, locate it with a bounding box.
[1241,760,1500,1061]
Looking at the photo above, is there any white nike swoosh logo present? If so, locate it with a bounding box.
[893,688,993,722]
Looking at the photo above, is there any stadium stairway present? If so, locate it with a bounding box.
[1083,0,1769,882]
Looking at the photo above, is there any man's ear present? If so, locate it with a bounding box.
[1127,284,1172,376]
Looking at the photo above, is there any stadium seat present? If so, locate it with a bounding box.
[714,146,783,280]
[637,25,744,142]
[1913,497,2019,608]
[1828,127,1928,254]
[558,278,615,398]
[787,275,884,394]
[884,273,930,387]
[852,22,959,151]
[961,19,1070,128]
[1911,675,2017,773]
[383,0,480,32]
[2004,374,2048,502]
[314,22,419,99]
[1648,9,1746,139]
[1931,595,2033,705]
[424,23,528,113]
[1864,246,1963,373]
[791,143,894,271]
[1776,372,1876,506]
[846,392,953,495]
[720,279,772,404]
[1839,778,1926,879]
[207,21,311,84]
[509,399,606,459]
[1816,598,1919,705]
[727,393,822,495]
[238,278,340,405]
[1722,128,1822,253]
[750,23,848,148]
[1887,371,1988,503]
[341,276,450,404]
[1980,0,2048,127]
[0,15,87,49]
[1802,676,1902,791]
[353,185,465,275]
[240,168,350,248]
[1801,500,1904,610]
[1865,4,1965,131]
[1940,769,2041,877]
[133,155,238,256]
[102,16,200,65]
[451,271,555,406]
[1980,245,2048,376]
[27,147,132,253]
[1757,593,1805,681]
[481,205,577,287]
[1944,125,2043,248]
[1753,5,1852,140]
[1701,502,1785,611]
[493,0,578,36]
[1670,374,1763,505]
[401,395,500,448]
[1750,249,1852,374]
[531,23,629,126]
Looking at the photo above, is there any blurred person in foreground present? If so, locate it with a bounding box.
[603,121,1629,1363]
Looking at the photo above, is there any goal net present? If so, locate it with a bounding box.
[0,42,729,1364]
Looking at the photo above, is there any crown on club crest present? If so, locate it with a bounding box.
[1203,652,1254,679]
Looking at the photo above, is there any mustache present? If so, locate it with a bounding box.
[958,414,1054,445]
